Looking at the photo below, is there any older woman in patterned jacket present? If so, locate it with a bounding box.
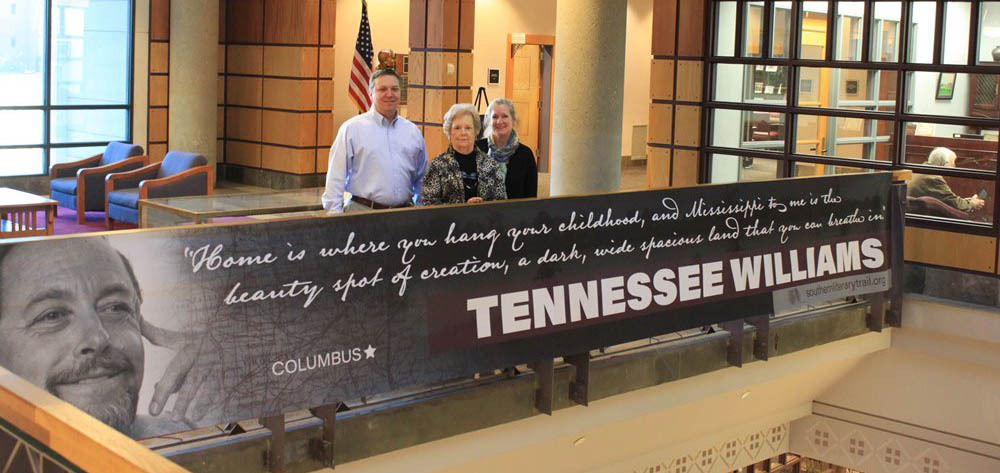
[419,103,507,206]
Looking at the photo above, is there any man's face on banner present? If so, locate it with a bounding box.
[0,239,144,433]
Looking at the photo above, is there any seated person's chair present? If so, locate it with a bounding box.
[105,151,214,228]
[49,142,146,224]
[906,196,970,220]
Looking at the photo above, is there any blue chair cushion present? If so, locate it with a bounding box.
[50,177,78,194]
[159,152,207,178]
[100,142,144,166]
[107,188,141,209]
[107,202,139,225]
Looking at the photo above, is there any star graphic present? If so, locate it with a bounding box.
[364,344,376,359]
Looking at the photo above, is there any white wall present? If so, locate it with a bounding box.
[331,0,653,158]
[472,0,557,96]
[622,0,652,157]
[333,0,411,133]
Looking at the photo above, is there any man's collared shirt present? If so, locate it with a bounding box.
[322,109,428,213]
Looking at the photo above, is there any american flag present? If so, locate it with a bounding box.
[349,0,373,113]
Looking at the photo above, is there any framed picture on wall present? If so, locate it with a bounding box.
[936,72,956,100]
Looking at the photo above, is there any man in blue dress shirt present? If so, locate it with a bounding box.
[322,69,428,213]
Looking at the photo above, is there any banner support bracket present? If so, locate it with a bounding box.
[748,315,770,361]
[261,414,286,473]
[566,352,590,406]
[867,292,885,332]
[309,402,340,468]
[722,320,745,367]
[529,358,554,415]
[887,179,906,327]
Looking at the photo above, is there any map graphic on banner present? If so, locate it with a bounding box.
[0,173,891,439]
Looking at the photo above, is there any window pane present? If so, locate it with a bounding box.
[872,2,901,62]
[710,154,778,183]
[744,1,764,57]
[909,2,937,64]
[793,162,874,177]
[800,2,829,60]
[772,2,792,58]
[943,2,971,65]
[907,71,999,119]
[836,2,865,61]
[0,148,43,176]
[0,0,44,106]
[714,64,788,104]
[51,145,105,166]
[795,115,895,161]
[51,0,130,105]
[906,173,994,223]
[979,2,1000,64]
[715,1,737,56]
[0,110,43,145]
[711,109,786,152]
[51,109,128,143]
[798,68,898,112]
[903,125,998,172]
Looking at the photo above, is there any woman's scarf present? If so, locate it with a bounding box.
[487,129,520,164]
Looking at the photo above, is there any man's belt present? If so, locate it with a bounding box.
[350,196,411,210]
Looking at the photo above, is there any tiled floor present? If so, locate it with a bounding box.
[214,163,651,201]
[536,163,648,198]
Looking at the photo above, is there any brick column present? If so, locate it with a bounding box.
[147,0,170,162]
[218,0,334,188]
[647,0,706,188]
[407,0,474,159]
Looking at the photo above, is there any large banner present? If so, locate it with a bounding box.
[0,173,890,438]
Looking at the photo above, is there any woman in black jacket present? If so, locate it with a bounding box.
[476,98,538,199]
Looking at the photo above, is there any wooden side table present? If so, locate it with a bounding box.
[0,188,58,238]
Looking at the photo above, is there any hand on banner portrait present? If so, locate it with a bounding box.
[142,319,224,426]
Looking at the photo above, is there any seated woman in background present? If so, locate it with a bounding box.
[477,98,538,199]
[419,103,507,206]
[908,147,985,213]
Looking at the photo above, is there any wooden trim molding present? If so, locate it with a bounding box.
[904,226,997,274]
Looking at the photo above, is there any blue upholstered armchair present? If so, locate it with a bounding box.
[104,151,214,228]
[49,142,147,224]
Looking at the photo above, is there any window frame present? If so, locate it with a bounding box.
[704,0,1000,235]
[0,0,134,177]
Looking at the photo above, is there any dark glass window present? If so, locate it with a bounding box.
[707,0,1000,229]
[0,0,132,176]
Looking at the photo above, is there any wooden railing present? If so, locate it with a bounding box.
[0,367,190,473]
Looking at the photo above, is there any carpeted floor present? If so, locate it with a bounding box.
[41,207,137,235]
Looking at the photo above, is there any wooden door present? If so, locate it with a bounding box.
[510,44,541,153]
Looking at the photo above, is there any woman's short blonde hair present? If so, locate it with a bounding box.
[442,103,482,138]
[483,98,518,138]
